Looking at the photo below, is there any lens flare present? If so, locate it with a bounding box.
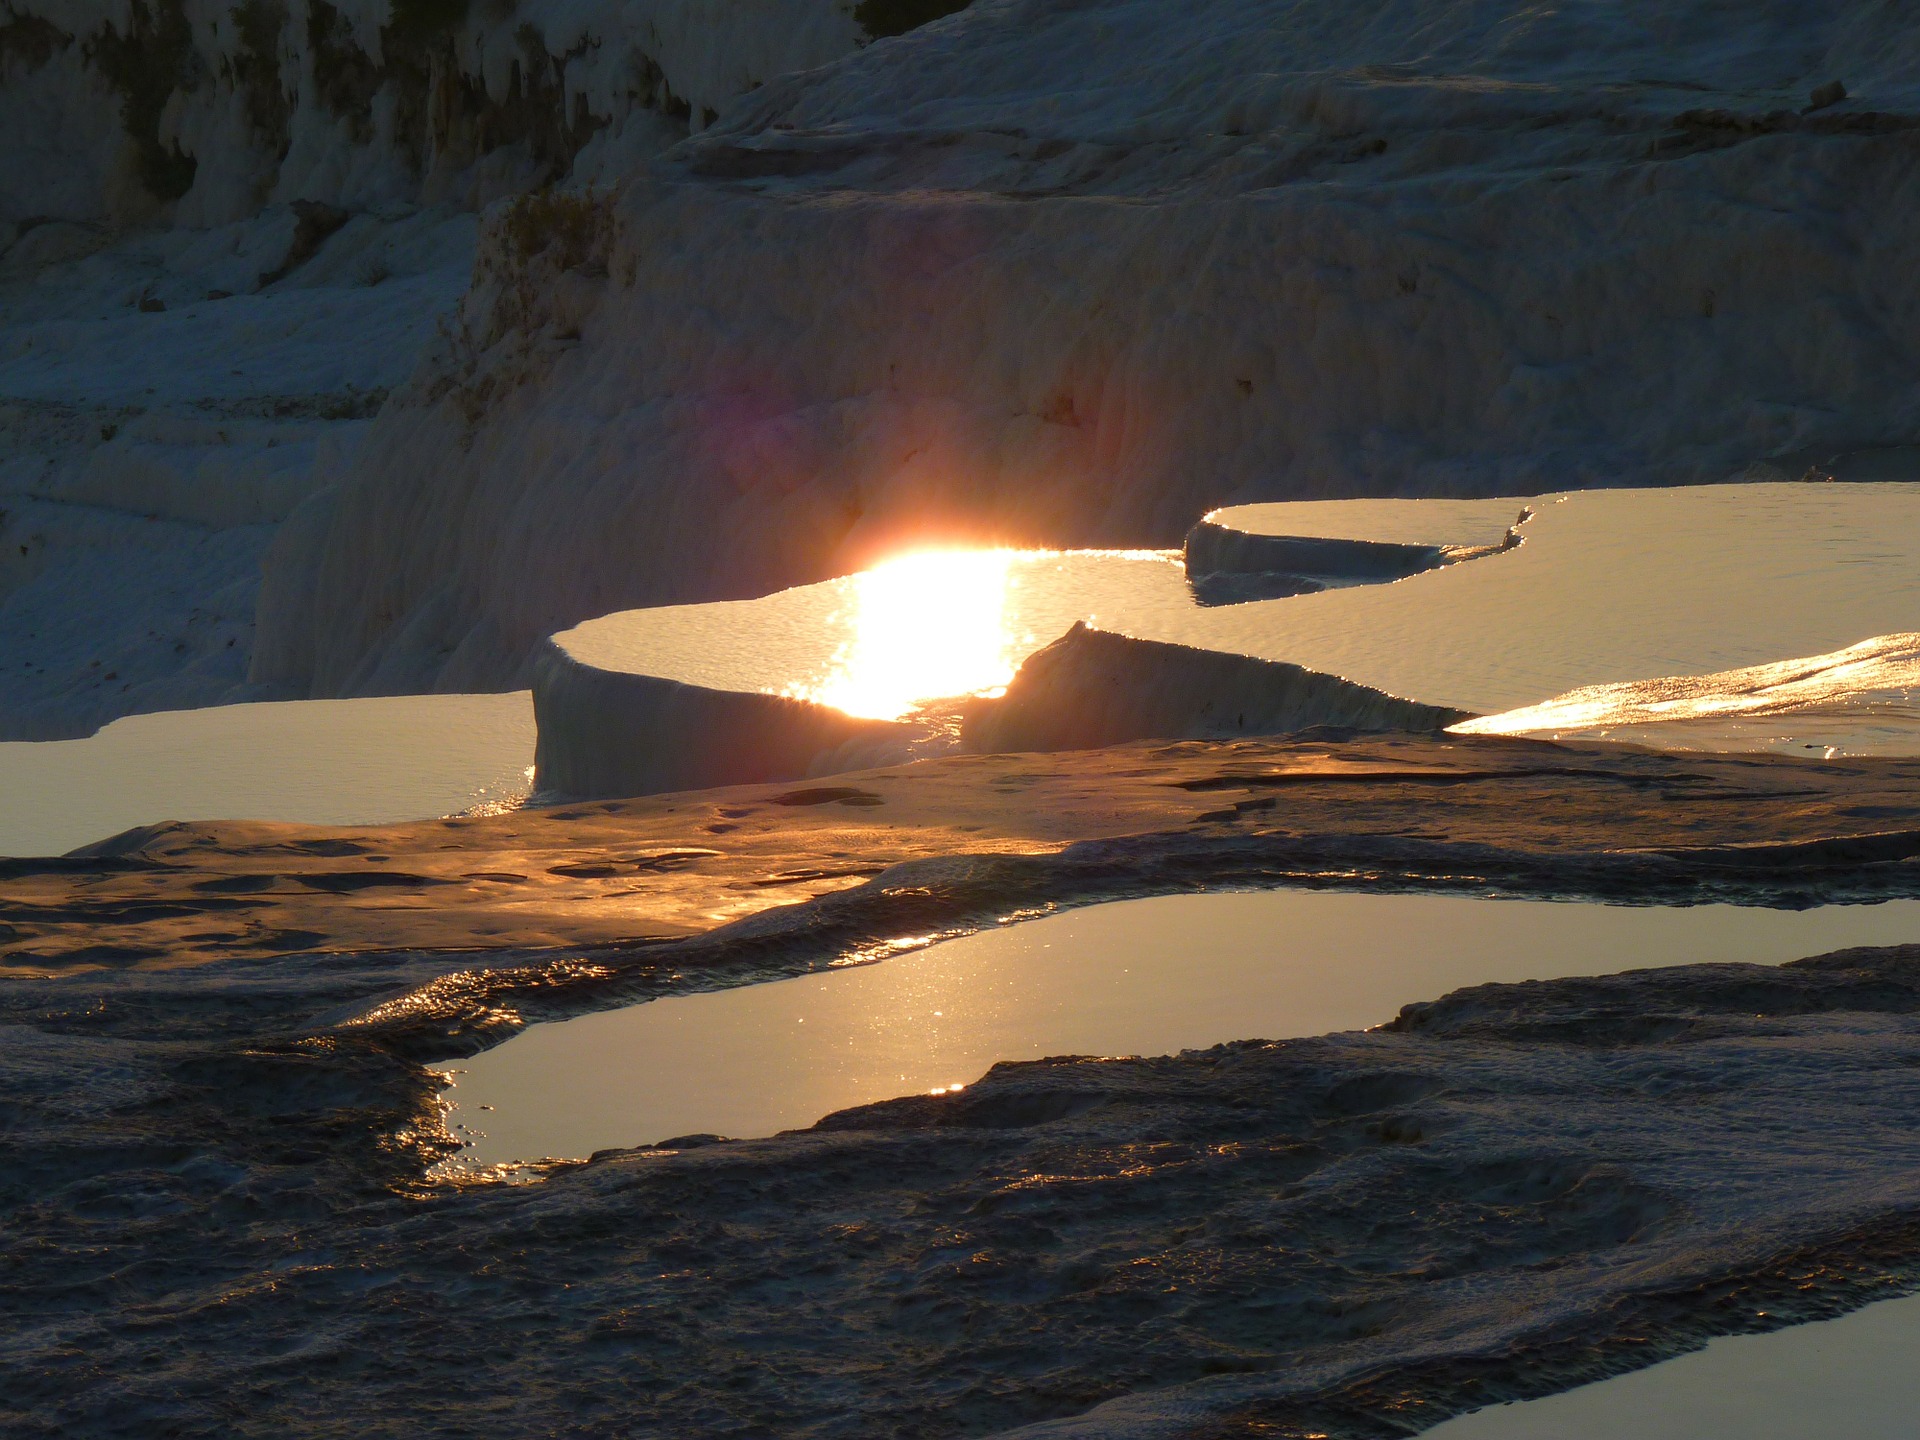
[795,549,1030,720]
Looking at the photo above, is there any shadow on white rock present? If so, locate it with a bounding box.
[962,623,1469,756]
[533,617,1468,800]
[530,636,921,800]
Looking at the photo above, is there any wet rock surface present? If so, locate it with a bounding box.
[12,732,1920,974]
[7,736,1920,1435]
[11,941,1920,1436]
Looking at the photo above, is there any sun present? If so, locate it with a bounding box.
[795,549,1030,720]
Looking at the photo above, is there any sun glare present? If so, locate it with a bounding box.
[796,549,1031,721]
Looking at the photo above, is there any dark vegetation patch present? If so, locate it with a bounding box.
[497,187,614,272]
[226,0,292,160]
[433,184,618,418]
[386,0,468,46]
[85,0,202,202]
[0,10,67,72]
[856,0,972,39]
[305,0,383,143]
[31,0,685,225]
[446,20,608,179]
[306,0,598,179]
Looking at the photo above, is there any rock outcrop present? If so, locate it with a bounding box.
[965,622,1470,755]
[1,0,871,230]
[531,631,917,798]
[250,0,1920,694]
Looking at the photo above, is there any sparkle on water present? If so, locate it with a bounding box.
[437,891,1920,1172]
[563,485,1920,754]
[782,547,1138,721]
[1455,631,1920,757]
[790,549,1029,720]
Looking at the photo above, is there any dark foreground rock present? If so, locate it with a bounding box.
[10,945,1920,1437]
[12,733,1920,973]
[9,735,1920,1435]
[7,948,1920,1436]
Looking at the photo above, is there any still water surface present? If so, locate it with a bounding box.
[0,692,534,856]
[11,484,1920,854]
[439,889,1920,1171]
[1426,1288,1920,1439]
[559,483,1920,754]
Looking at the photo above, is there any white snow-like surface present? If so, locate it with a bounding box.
[253,0,1920,694]
[0,266,466,412]
[0,691,534,857]
[1426,1288,1920,1439]
[0,500,266,739]
[0,207,476,735]
[2,1,880,731]
[441,888,1920,1166]
[0,207,475,410]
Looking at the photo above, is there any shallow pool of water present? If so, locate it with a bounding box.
[558,483,1920,753]
[1425,1288,1920,1439]
[438,889,1920,1171]
[0,691,535,856]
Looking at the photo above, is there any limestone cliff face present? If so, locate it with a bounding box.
[0,0,868,231]
[243,0,1920,698]
[0,0,894,732]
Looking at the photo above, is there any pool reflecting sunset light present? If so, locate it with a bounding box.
[793,549,1032,720]
[786,546,1132,720]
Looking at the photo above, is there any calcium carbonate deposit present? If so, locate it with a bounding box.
[249,0,1920,697]
[2,0,876,735]
[10,1,1920,724]
[528,483,1920,796]
[11,5,1920,1438]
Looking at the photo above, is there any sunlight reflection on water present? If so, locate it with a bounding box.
[439,890,1920,1171]
[783,547,1171,721]
[789,549,1028,720]
[565,486,1920,739]
[1456,631,1920,756]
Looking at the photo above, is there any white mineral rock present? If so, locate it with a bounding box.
[250,0,1920,695]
